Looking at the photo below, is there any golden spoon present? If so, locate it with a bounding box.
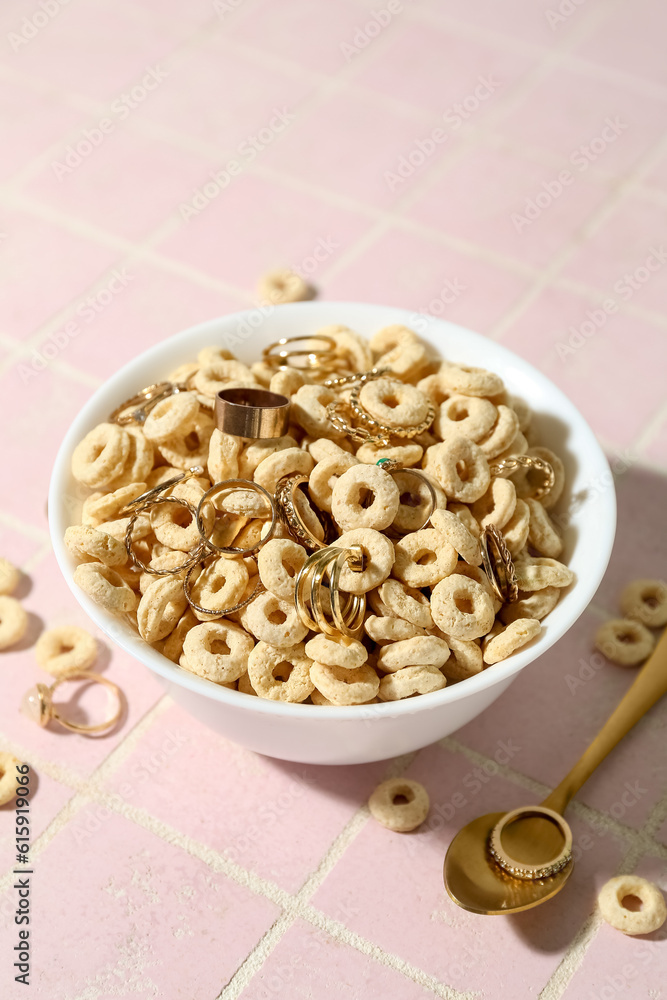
[444,625,667,914]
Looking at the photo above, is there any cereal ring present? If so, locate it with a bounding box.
[309,453,359,513]
[81,482,148,525]
[159,411,215,470]
[181,620,254,682]
[437,362,504,398]
[96,513,152,544]
[305,633,367,668]
[431,574,495,640]
[0,753,23,806]
[248,641,314,702]
[208,429,241,483]
[477,406,521,459]
[377,635,450,672]
[197,345,235,366]
[331,529,395,594]
[358,378,431,429]
[107,426,154,489]
[379,579,433,628]
[292,385,345,439]
[142,391,199,443]
[517,447,564,510]
[619,579,667,628]
[471,478,516,530]
[241,591,308,648]
[326,325,373,372]
[368,778,430,832]
[430,509,480,565]
[495,430,529,463]
[237,670,257,695]
[502,498,530,556]
[35,626,97,677]
[238,436,298,479]
[436,394,497,443]
[483,618,541,665]
[355,441,424,467]
[258,268,311,305]
[73,563,138,614]
[310,661,380,706]
[392,528,457,588]
[526,498,563,558]
[331,464,400,532]
[378,663,446,700]
[194,359,257,397]
[370,324,420,357]
[254,447,314,494]
[510,396,532,433]
[0,557,20,595]
[137,576,189,643]
[515,556,575,592]
[162,609,198,662]
[389,470,445,535]
[364,615,425,643]
[416,373,453,408]
[257,538,307,603]
[595,618,655,666]
[307,438,353,463]
[150,495,210,553]
[371,325,429,380]
[598,875,667,936]
[500,586,560,624]
[64,525,127,567]
[424,436,490,504]
[188,557,249,621]
[440,636,483,682]
[71,423,131,488]
[447,503,481,539]
[0,596,28,649]
[145,466,181,489]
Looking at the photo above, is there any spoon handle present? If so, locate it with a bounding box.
[542,625,667,815]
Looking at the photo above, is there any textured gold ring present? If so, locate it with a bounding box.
[109,381,188,426]
[124,496,206,574]
[349,382,435,440]
[490,454,555,501]
[295,545,366,638]
[196,480,277,556]
[326,400,392,446]
[488,807,573,880]
[481,524,518,603]
[183,552,264,618]
[323,366,389,389]
[274,473,332,551]
[117,465,205,517]
[263,335,337,371]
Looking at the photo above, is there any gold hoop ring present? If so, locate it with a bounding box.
[117,464,205,517]
[109,381,188,426]
[488,806,573,880]
[274,473,333,551]
[124,496,206,574]
[21,671,123,735]
[183,552,264,618]
[263,335,337,371]
[323,367,389,389]
[349,380,435,440]
[215,387,290,439]
[295,545,366,638]
[481,524,518,603]
[375,458,437,536]
[326,399,392,446]
[196,479,277,556]
[490,454,555,501]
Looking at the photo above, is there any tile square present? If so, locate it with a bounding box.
[324,225,529,334]
[574,0,667,90]
[562,195,667,315]
[407,141,609,269]
[411,0,601,47]
[156,172,373,288]
[106,702,387,892]
[499,285,667,448]
[311,743,624,997]
[0,211,118,340]
[0,809,280,1000]
[0,83,84,184]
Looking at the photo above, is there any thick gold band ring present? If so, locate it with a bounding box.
[215,387,290,439]
[481,524,519,604]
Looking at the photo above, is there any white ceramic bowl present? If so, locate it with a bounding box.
[49,302,616,764]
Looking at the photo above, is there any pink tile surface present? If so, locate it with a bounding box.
[2,2,667,995]
[0,771,74,875]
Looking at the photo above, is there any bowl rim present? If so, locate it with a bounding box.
[48,301,617,721]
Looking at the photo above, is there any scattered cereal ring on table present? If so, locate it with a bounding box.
[308,453,359,514]
[598,876,667,935]
[258,268,311,305]
[368,778,430,832]
[595,618,655,666]
[0,558,20,596]
[619,578,667,628]
[0,753,23,806]
[35,626,97,678]
[0,596,29,650]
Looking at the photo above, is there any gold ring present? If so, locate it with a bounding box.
[117,465,205,517]
[21,671,123,735]
[274,473,333,551]
[481,524,518,603]
[183,552,264,618]
[124,496,206,574]
[375,458,437,536]
[323,366,389,389]
[488,806,573,880]
[326,399,391,446]
[215,387,290,439]
[349,380,435,440]
[109,381,187,426]
[295,544,366,638]
[263,335,338,371]
[196,479,277,556]
[490,454,555,501]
